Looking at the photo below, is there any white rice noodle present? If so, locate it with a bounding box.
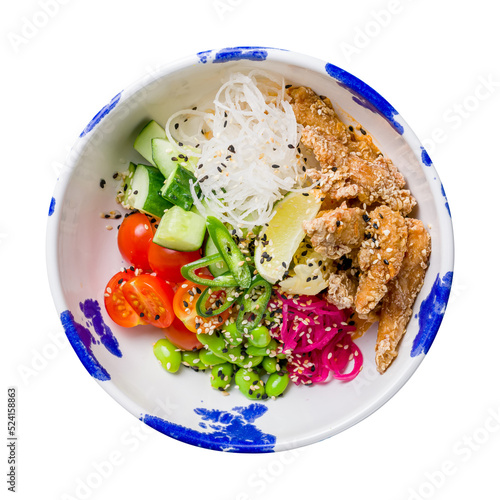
[165,70,313,233]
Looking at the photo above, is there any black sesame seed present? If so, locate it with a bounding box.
[196,287,202,294]
[288,144,294,149]
[312,275,318,280]
[336,220,341,227]
[155,315,160,320]
[140,312,145,318]
[285,84,292,89]
[178,142,183,147]
[349,125,354,132]
[104,214,110,219]
[384,259,389,265]
[199,175,209,183]
[224,121,227,127]
[348,320,355,326]
[118,278,124,284]
[373,223,379,229]
[306,277,311,282]
[112,172,118,179]
[362,214,370,222]
[99,179,106,188]
[360,128,367,135]
[174,123,179,129]
[282,262,287,268]
[183,300,188,308]
[302,193,309,196]
[171,157,178,162]
[271,164,280,169]
[228,145,235,153]
[133,190,138,195]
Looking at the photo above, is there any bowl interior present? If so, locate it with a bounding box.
[49,51,453,452]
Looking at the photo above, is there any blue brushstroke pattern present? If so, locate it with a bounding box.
[325,63,404,135]
[441,183,451,217]
[198,46,272,64]
[411,272,453,357]
[142,403,276,453]
[80,92,122,137]
[421,147,432,166]
[80,299,122,357]
[48,197,56,216]
[61,310,110,381]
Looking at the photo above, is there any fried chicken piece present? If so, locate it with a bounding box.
[303,202,366,260]
[325,270,358,310]
[351,307,381,340]
[302,126,416,215]
[375,219,431,373]
[355,205,408,315]
[288,86,381,161]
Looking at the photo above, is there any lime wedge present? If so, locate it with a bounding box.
[255,190,323,284]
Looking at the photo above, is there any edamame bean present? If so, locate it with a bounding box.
[248,325,271,348]
[265,371,289,397]
[153,339,182,373]
[198,332,262,369]
[221,322,243,346]
[199,348,225,366]
[210,363,234,391]
[235,368,265,400]
[246,339,278,357]
[262,356,280,374]
[181,350,209,371]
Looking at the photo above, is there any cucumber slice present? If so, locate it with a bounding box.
[152,138,199,176]
[160,165,199,211]
[153,206,206,251]
[134,120,167,164]
[127,164,172,218]
[119,162,136,207]
[204,236,229,277]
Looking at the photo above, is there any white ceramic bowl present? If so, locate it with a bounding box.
[46,47,454,453]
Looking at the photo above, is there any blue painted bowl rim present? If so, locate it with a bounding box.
[46,46,454,453]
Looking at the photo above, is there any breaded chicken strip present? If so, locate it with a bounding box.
[375,219,431,373]
[303,127,416,215]
[288,86,381,161]
[303,202,366,260]
[325,270,358,310]
[355,205,408,314]
[351,307,381,340]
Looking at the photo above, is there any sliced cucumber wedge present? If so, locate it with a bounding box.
[127,164,172,218]
[119,162,136,207]
[134,120,167,164]
[204,236,229,277]
[160,165,199,211]
[153,206,206,251]
[152,138,199,176]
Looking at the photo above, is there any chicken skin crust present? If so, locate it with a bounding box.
[375,219,431,373]
[355,205,408,315]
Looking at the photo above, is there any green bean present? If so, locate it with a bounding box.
[265,371,289,397]
[210,363,234,392]
[235,368,266,400]
[153,339,182,373]
[181,350,209,371]
[199,348,225,366]
[248,325,271,348]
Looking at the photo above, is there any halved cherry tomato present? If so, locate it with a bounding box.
[121,274,175,328]
[173,279,230,334]
[117,212,154,271]
[104,270,144,327]
[163,317,203,351]
[148,243,201,283]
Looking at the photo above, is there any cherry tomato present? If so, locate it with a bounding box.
[163,317,203,351]
[121,274,175,328]
[148,243,201,283]
[173,280,230,334]
[104,270,144,327]
[117,213,154,271]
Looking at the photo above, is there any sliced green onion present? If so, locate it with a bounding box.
[181,254,237,287]
[206,216,251,289]
[236,275,272,332]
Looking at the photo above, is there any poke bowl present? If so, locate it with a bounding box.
[46,47,454,453]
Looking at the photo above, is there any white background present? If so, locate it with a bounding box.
[2,1,500,499]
